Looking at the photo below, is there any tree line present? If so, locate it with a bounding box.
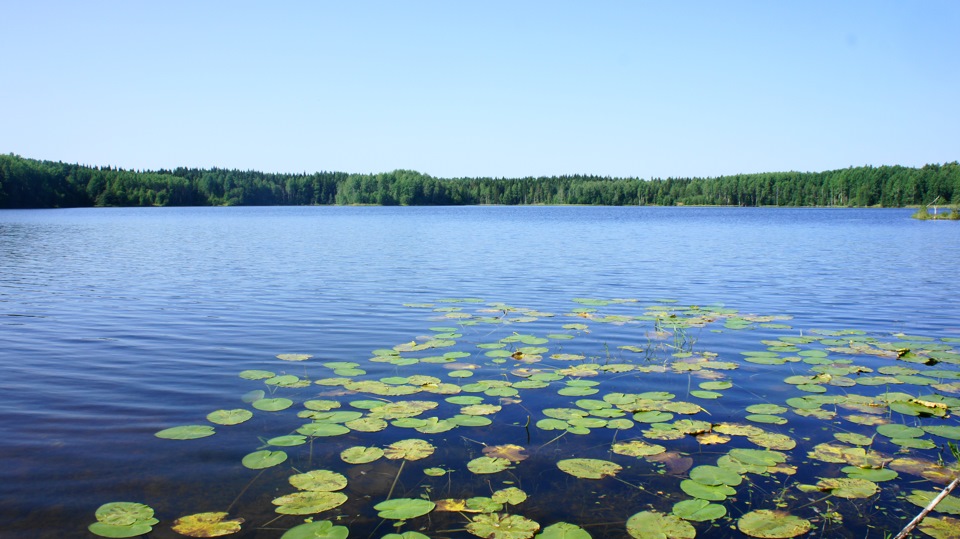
[1,153,957,209]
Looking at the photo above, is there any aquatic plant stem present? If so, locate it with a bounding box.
[227,469,266,513]
[386,460,406,501]
[893,474,960,539]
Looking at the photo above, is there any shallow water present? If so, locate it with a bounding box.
[1,206,959,538]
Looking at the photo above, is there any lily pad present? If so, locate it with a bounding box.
[918,517,960,539]
[612,440,666,457]
[671,499,727,522]
[467,513,541,539]
[280,521,349,539]
[816,477,879,498]
[252,398,293,412]
[238,369,275,380]
[88,522,156,538]
[289,470,348,492]
[737,510,811,538]
[296,423,350,437]
[89,502,157,538]
[535,522,591,539]
[625,511,695,539]
[679,479,735,501]
[155,425,216,440]
[340,446,384,464]
[689,465,743,486]
[171,512,243,537]
[242,450,287,469]
[907,490,960,515]
[556,458,622,479]
[206,409,253,426]
[273,491,348,515]
[267,435,308,447]
[94,502,155,526]
[276,353,312,361]
[468,456,512,474]
[492,487,528,505]
[384,438,435,461]
[374,498,436,520]
[841,466,898,482]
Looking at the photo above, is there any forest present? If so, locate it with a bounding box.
[1,153,958,209]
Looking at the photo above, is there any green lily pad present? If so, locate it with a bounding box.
[625,511,695,539]
[280,520,349,539]
[612,440,666,457]
[296,423,350,437]
[748,432,796,451]
[841,466,898,482]
[679,479,735,501]
[384,438,435,461]
[923,425,960,440]
[907,490,960,515]
[239,369,275,380]
[557,458,622,479]
[206,409,254,426]
[633,411,674,423]
[535,522,591,539]
[689,465,743,486]
[461,404,502,416]
[689,390,723,399]
[340,446,384,464]
[273,491,348,515]
[344,417,388,432]
[467,513,540,539]
[468,456,512,474]
[451,414,493,427]
[268,435,308,447]
[833,432,874,445]
[276,353,312,361]
[383,533,431,539]
[155,425,215,440]
[876,423,924,438]
[671,498,727,521]
[171,512,243,537]
[265,374,302,387]
[289,470,348,492]
[88,522,156,538]
[94,502,155,527]
[816,477,879,498]
[918,517,960,539]
[728,448,787,467]
[737,510,811,538]
[746,414,787,425]
[252,398,293,412]
[492,487,528,505]
[745,404,788,414]
[374,498,436,520]
[242,450,287,469]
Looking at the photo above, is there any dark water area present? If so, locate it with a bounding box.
[1,206,959,538]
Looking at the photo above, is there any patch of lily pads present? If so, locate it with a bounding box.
[109,297,960,538]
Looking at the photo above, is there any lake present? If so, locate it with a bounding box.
[2,206,959,539]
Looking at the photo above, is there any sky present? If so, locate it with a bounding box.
[2,1,958,179]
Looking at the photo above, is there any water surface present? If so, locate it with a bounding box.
[1,206,958,538]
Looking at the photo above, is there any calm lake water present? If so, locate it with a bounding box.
[1,206,959,539]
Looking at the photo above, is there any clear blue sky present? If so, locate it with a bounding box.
[2,1,957,179]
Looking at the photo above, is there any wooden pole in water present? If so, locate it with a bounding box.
[893,474,960,539]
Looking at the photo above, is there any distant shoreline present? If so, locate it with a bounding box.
[2,153,957,210]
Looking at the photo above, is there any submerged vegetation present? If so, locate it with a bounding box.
[90,298,960,538]
[2,153,959,208]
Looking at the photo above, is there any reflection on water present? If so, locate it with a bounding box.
[1,206,958,538]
